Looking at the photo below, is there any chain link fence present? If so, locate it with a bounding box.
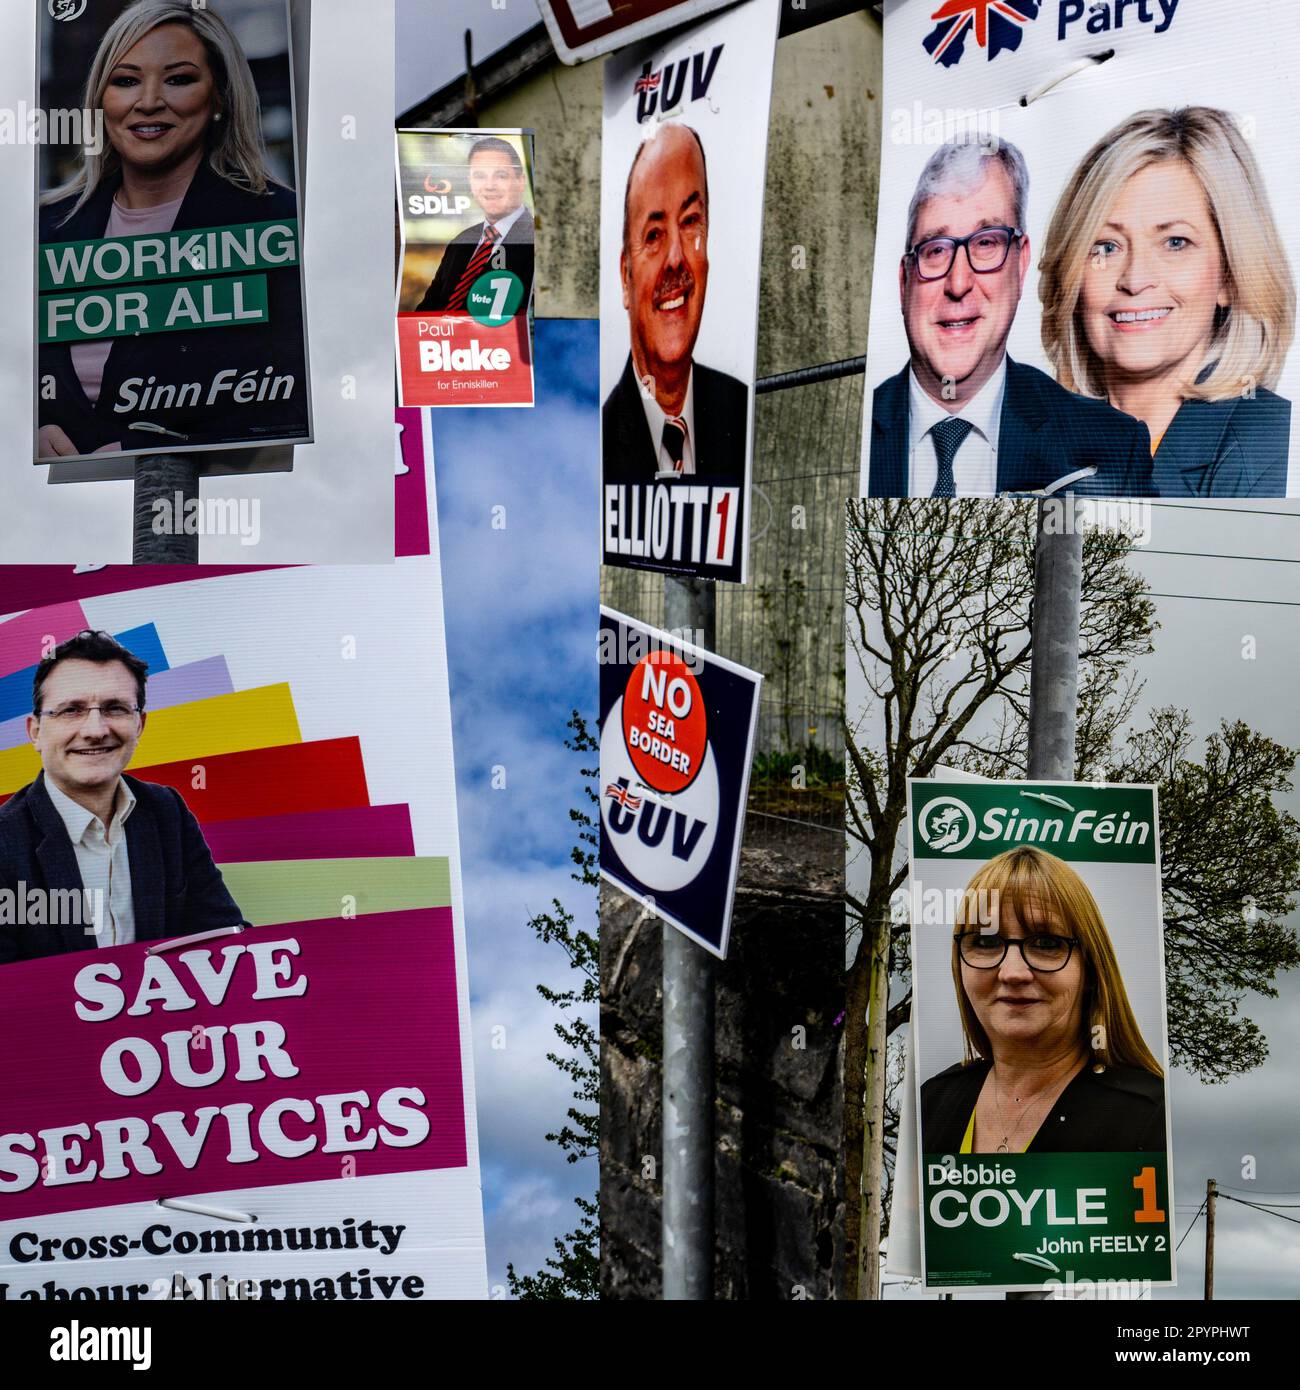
[601,358,864,848]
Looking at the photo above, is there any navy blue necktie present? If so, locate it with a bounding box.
[929,416,974,498]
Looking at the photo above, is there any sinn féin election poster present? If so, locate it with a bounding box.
[34,0,312,465]
[907,777,1175,1295]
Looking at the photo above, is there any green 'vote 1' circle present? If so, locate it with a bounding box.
[466,270,524,327]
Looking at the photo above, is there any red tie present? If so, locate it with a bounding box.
[445,224,500,311]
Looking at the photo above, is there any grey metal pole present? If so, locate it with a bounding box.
[1026,497,1083,781]
[133,455,200,564]
[1009,495,1084,1302]
[661,574,716,1301]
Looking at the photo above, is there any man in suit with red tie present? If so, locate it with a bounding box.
[417,136,535,313]
[602,122,748,484]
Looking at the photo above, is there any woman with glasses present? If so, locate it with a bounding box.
[920,846,1165,1155]
[1040,107,1295,497]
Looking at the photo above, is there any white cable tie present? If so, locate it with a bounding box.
[147,924,245,955]
[1012,1251,1061,1273]
[1021,49,1115,107]
[1020,790,1076,812]
[156,1197,257,1223]
[1039,466,1098,496]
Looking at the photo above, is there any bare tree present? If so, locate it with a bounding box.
[844,498,1157,1299]
[843,500,1300,1300]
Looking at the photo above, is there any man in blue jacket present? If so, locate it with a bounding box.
[0,630,246,964]
[867,133,1155,498]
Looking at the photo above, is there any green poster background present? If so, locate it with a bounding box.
[911,781,1159,865]
[922,1151,1173,1290]
[38,219,301,292]
[40,276,270,344]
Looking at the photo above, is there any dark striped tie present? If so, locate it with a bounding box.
[445,223,500,311]
[662,417,687,473]
[929,415,974,498]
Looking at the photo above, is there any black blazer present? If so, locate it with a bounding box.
[602,353,748,484]
[0,772,246,964]
[1152,388,1291,498]
[38,161,308,457]
[868,358,1155,497]
[921,1058,1167,1154]
[416,211,535,312]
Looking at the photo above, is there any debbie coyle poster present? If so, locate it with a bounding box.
[906,778,1175,1294]
[34,0,311,464]
[0,420,486,1301]
[862,0,1300,499]
[598,0,781,584]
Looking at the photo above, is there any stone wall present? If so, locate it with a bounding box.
[600,827,844,1299]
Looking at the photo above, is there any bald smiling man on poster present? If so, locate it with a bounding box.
[603,122,748,484]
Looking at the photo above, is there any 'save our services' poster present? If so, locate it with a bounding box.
[0,431,486,1301]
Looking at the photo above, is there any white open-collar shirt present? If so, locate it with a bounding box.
[907,356,1007,497]
[45,775,137,948]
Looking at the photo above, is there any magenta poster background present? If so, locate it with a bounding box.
[0,908,465,1222]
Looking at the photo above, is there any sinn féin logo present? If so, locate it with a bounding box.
[49,0,87,20]
[917,796,977,854]
[924,1,1040,67]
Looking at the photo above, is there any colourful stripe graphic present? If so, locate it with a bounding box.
[0,566,284,611]
[0,601,88,678]
[204,803,415,864]
[0,654,234,751]
[111,737,371,822]
[0,623,168,723]
[0,682,299,795]
[220,856,452,926]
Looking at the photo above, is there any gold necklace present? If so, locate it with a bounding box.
[990,1070,1055,1153]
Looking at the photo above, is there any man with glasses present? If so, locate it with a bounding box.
[0,630,246,964]
[867,133,1155,497]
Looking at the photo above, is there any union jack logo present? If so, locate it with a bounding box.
[606,782,642,811]
[923,0,1039,67]
[634,67,662,95]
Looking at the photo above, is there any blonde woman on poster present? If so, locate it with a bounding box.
[37,0,306,460]
[866,134,1155,498]
[1040,107,1295,498]
[921,846,1165,1155]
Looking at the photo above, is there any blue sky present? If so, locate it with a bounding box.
[431,318,599,1295]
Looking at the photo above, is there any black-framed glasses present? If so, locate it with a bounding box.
[38,702,142,726]
[956,931,1078,973]
[907,226,1022,281]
